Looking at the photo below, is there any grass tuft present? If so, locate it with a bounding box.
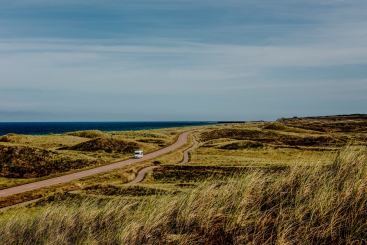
[1,146,367,244]
[0,145,102,178]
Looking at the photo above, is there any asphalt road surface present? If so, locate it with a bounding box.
[125,133,199,185]
[0,130,196,199]
[178,133,198,165]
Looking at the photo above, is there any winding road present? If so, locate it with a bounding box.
[0,130,196,199]
[178,133,198,165]
[125,132,199,185]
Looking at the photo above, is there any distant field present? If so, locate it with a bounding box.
[189,121,356,168]
[0,126,198,190]
[1,115,367,244]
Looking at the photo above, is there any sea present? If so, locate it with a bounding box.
[0,122,218,136]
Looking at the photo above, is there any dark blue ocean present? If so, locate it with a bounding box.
[0,122,218,136]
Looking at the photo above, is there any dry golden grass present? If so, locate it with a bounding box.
[63,130,110,138]
[262,121,322,134]
[0,134,89,150]
[0,161,152,208]
[189,120,361,168]
[0,127,201,191]
[278,114,367,133]
[0,131,196,208]
[191,144,337,167]
[1,146,367,244]
[1,118,366,244]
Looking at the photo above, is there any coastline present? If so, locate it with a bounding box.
[0,121,218,136]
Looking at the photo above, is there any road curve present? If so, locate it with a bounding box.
[0,130,196,198]
[125,133,199,185]
[178,133,198,165]
[125,166,158,185]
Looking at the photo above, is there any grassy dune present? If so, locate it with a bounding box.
[0,127,193,190]
[0,127,197,208]
[1,116,367,244]
[190,118,365,168]
[1,146,366,244]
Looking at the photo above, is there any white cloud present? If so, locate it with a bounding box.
[1,0,367,119]
[1,32,367,97]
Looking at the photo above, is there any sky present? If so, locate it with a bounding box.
[0,0,367,122]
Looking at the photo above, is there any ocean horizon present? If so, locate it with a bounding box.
[0,121,218,136]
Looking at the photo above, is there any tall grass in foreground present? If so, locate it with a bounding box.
[1,146,367,244]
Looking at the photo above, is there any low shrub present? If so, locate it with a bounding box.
[0,135,11,142]
[200,129,280,141]
[60,138,140,154]
[84,184,174,196]
[219,140,264,150]
[0,145,102,178]
[137,138,166,144]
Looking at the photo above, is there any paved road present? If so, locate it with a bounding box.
[178,133,198,165]
[125,133,199,185]
[125,166,158,185]
[0,130,195,198]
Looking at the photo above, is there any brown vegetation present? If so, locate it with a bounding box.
[200,124,350,149]
[152,165,286,182]
[263,122,320,134]
[278,114,367,133]
[137,138,167,145]
[200,128,280,141]
[0,161,153,208]
[201,139,264,149]
[0,145,102,178]
[1,146,366,244]
[218,140,264,149]
[84,184,175,196]
[1,118,367,244]
[277,135,346,146]
[59,138,141,153]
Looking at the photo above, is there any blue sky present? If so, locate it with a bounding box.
[0,0,367,121]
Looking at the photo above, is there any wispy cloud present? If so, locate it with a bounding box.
[0,0,367,121]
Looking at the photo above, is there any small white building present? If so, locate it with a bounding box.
[134,150,143,159]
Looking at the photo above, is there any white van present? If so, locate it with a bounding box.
[134,150,143,159]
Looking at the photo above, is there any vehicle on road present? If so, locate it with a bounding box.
[134,150,143,159]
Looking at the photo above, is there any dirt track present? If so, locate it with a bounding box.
[178,133,198,165]
[0,130,195,198]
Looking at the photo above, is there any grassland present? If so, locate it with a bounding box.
[1,115,367,244]
[0,127,195,190]
[0,127,197,208]
[189,121,351,168]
